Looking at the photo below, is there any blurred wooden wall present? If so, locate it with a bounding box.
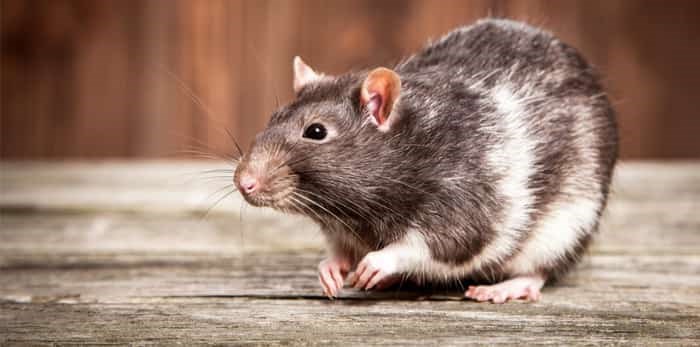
[2,0,700,159]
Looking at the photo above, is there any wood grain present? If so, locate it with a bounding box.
[0,161,698,344]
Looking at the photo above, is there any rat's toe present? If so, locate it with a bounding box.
[318,257,349,298]
[465,275,545,303]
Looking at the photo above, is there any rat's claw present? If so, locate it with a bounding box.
[364,269,388,290]
[318,267,337,297]
[353,266,378,290]
[330,266,344,291]
[318,257,350,298]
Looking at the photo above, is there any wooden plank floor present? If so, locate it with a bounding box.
[1,161,699,345]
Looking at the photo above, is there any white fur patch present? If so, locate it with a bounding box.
[505,99,604,276]
[505,196,600,275]
[386,230,496,283]
[462,84,537,274]
[362,230,432,275]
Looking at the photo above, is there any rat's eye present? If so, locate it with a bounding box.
[303,123,327,141]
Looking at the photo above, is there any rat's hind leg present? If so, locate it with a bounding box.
[465,275,545,304]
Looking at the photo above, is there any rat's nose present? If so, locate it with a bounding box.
[238,174,259,194]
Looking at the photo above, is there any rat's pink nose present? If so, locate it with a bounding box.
[238,174,259,194]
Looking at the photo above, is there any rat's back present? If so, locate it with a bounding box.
[397,19,619,283]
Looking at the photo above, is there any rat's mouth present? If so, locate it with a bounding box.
[239,189,278,207]
[239,187,302,213]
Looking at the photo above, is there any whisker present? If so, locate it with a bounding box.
[174,147,239,163]
[290,170,405,218]
[196,168,234,174]
[238,195,245,225]
[292,192,351,229]
[180,139,240,159]
[203,183,237,206]
[168,150,230,162]
[224,127,244,157]
[287,194,325,226]
[195,176,234,183]
[295,186,379,226]
[278,152,315,171]
[152,63,244,160]
[269,155,310,177]
[171,166,234,186]
[201,187,238,220]
[292,191,367,248]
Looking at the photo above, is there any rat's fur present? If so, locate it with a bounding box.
[235,19,618,288]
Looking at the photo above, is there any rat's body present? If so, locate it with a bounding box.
[234,19,618,303]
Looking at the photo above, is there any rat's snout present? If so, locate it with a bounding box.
[234,149,297,209]
[238,173,259,194]
[234,161,270,202]
[234,132,299,209]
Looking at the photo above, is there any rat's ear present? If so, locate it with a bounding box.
[293,56,323,93]
[360,67,402,130]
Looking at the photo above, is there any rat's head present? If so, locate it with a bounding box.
[234,56,406,222]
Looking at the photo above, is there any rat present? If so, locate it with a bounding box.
[233,18,618,303]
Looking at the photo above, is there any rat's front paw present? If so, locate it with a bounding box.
[318,256,351,298]
[349,251,400,290]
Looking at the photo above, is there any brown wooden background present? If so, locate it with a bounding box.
[2,0,699,159]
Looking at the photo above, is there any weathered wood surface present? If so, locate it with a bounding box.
[1,161,699,345]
